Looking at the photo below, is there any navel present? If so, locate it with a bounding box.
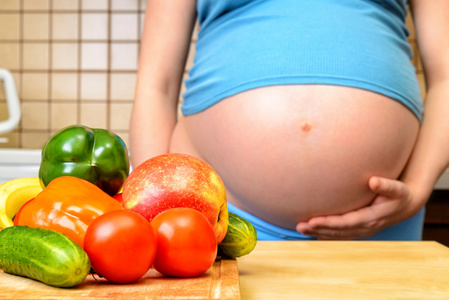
[300,121,313,133]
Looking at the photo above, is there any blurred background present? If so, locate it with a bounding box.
[0,0,198,149]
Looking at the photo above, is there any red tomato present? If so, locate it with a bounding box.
[84,210,157,283]
[112,193,123,204]
[13,198,34,226]
[150,208,218,277]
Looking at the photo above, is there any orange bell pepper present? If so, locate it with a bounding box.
[17,176,123,248]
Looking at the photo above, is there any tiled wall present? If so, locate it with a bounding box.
[0,0,149,149]
[0,1,425,150]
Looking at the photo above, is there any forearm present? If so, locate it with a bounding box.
[399,79,449,208]
[128,0,197,168]
[403,0,449,209]
[129,90,178,168]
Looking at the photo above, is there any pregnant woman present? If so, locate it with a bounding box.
[130,0,449,240]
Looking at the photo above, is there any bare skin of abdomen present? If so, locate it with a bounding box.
[170,85,420,230]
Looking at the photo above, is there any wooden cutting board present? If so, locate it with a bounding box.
[0,258,240,299]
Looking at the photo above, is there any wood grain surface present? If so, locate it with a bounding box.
[238,241,449,299]
[0,258,240,299]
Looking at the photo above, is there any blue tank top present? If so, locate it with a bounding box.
[182,0,423,120]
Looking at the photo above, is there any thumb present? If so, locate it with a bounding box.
[368,176,408,199]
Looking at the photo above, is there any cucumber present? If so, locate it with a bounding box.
[218,212,257,258]
[0,226,91,288]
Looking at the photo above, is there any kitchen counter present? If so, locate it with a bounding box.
[2,241,449,299]
[238,241,449,299]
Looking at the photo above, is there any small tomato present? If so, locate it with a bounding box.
[112,193,123,204]
[151,208,217,277]
[84,210,157,283]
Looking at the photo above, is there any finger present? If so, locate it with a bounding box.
[368,176,408,199]
[296,222,311,232]
[300,221,384,240]
[297,209,386,238]
[301,226,373,240]
[307,210,377,230]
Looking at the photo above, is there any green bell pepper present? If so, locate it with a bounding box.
[39,125,130,196]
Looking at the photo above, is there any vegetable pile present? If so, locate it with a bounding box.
[0,125,257,288]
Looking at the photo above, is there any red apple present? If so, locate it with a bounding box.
[122,153,229,243]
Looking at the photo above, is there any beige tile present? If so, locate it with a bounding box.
[110,73,137,100]
[417,73,427,101]
[23,13,49,40]
[0,43,20,70]
[0,0,20,10]
[52,13,79,40]
[48,129,60,136]
[81,13,108,40]
[405,9,415,41]
[185,43,196,71]
[0,83,5,100]
[111,43,138,70]
[414,45,423,73]
[21,102,49,129]
[11,71,20,94]
[81,0,108,10]
[81,43,108,70]
[192,22,200,42]
[112,0,138,11]
[80,73,107,100]
[80,102,107,128]
[52,43,79,70]
[0,101,8,120]
[0,131,19,148]
[139,0,146,10]
[0,72,20,101]
[0,14,20,40]
[116,132,129,151]
[23,43,49,70]
[409,41,417,68]
[21,131,50,149]
[21,72,49,100]
[52,0,79,10]
[111,13,138,40]
[139,12,145,37]
[416,55,423,74]
[23,0,49,10]
[51,73,78,100]
[51,102,78,130]
[110,102,132,130]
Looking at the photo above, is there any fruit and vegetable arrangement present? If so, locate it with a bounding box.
[0,125,257,289]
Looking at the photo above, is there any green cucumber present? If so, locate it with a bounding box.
[218,212,257,258]
[0,226,91,288]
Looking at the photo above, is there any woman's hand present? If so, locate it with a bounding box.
[296,176,423,240]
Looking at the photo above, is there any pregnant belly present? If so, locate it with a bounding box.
[170,85,420,229]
